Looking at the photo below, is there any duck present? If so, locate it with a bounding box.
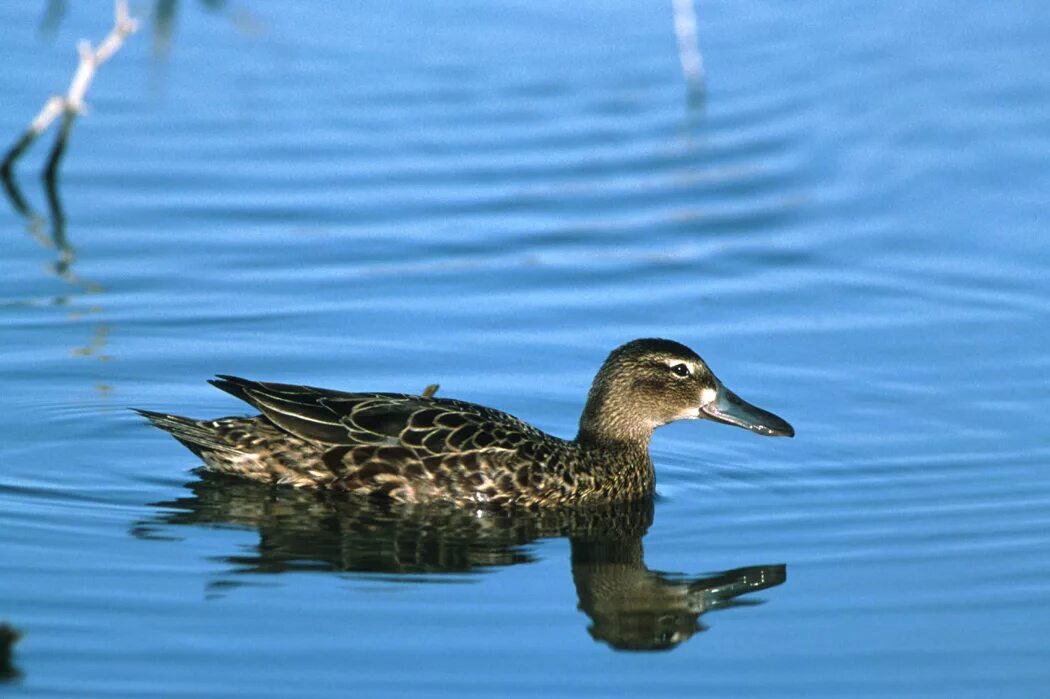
[137,338,793,507]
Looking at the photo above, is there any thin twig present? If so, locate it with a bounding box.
[671,0,705,98]
[0,0,138,178]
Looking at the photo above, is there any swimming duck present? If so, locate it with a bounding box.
[137,338,793,507]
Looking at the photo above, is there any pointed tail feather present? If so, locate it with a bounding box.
[133,409,238,456]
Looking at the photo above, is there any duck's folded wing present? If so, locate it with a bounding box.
[209,375,400,445]
[208,375,539,452]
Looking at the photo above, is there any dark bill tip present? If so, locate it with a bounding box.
[700,384,794,438]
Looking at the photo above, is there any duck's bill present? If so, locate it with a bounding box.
[700,383,794,437]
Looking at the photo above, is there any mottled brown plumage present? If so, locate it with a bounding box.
[137,338,793,507]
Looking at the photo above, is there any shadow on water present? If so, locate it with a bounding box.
[0,623,23,684]
[134,477,786,652]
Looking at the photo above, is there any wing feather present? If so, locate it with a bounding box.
[208,375,555,465]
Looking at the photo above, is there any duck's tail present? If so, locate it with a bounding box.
[133,409,239,458]
[134,408,331,487]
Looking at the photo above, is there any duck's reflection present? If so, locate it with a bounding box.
[135,477,785,651]
[572,540,782,650]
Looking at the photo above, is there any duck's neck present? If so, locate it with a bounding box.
[575,421,653,455]
[573,374,657,500]
[574,423,656,498]
[579,405,651,459]
[575,397,654,456]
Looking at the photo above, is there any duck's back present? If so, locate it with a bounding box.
[140,376,610,506]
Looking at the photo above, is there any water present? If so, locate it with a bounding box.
[2,1,1049,696]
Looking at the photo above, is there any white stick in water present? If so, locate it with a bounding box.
[1,0,139,177]
[671,0,705,95]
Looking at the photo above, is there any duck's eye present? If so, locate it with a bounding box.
[670,363,691,378]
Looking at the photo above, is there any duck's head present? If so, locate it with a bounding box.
[576,338,794,446]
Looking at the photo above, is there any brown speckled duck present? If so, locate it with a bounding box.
[137,338,793,507]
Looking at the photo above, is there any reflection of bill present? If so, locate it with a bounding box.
[134,481,786,652]
[573,540,785,651]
